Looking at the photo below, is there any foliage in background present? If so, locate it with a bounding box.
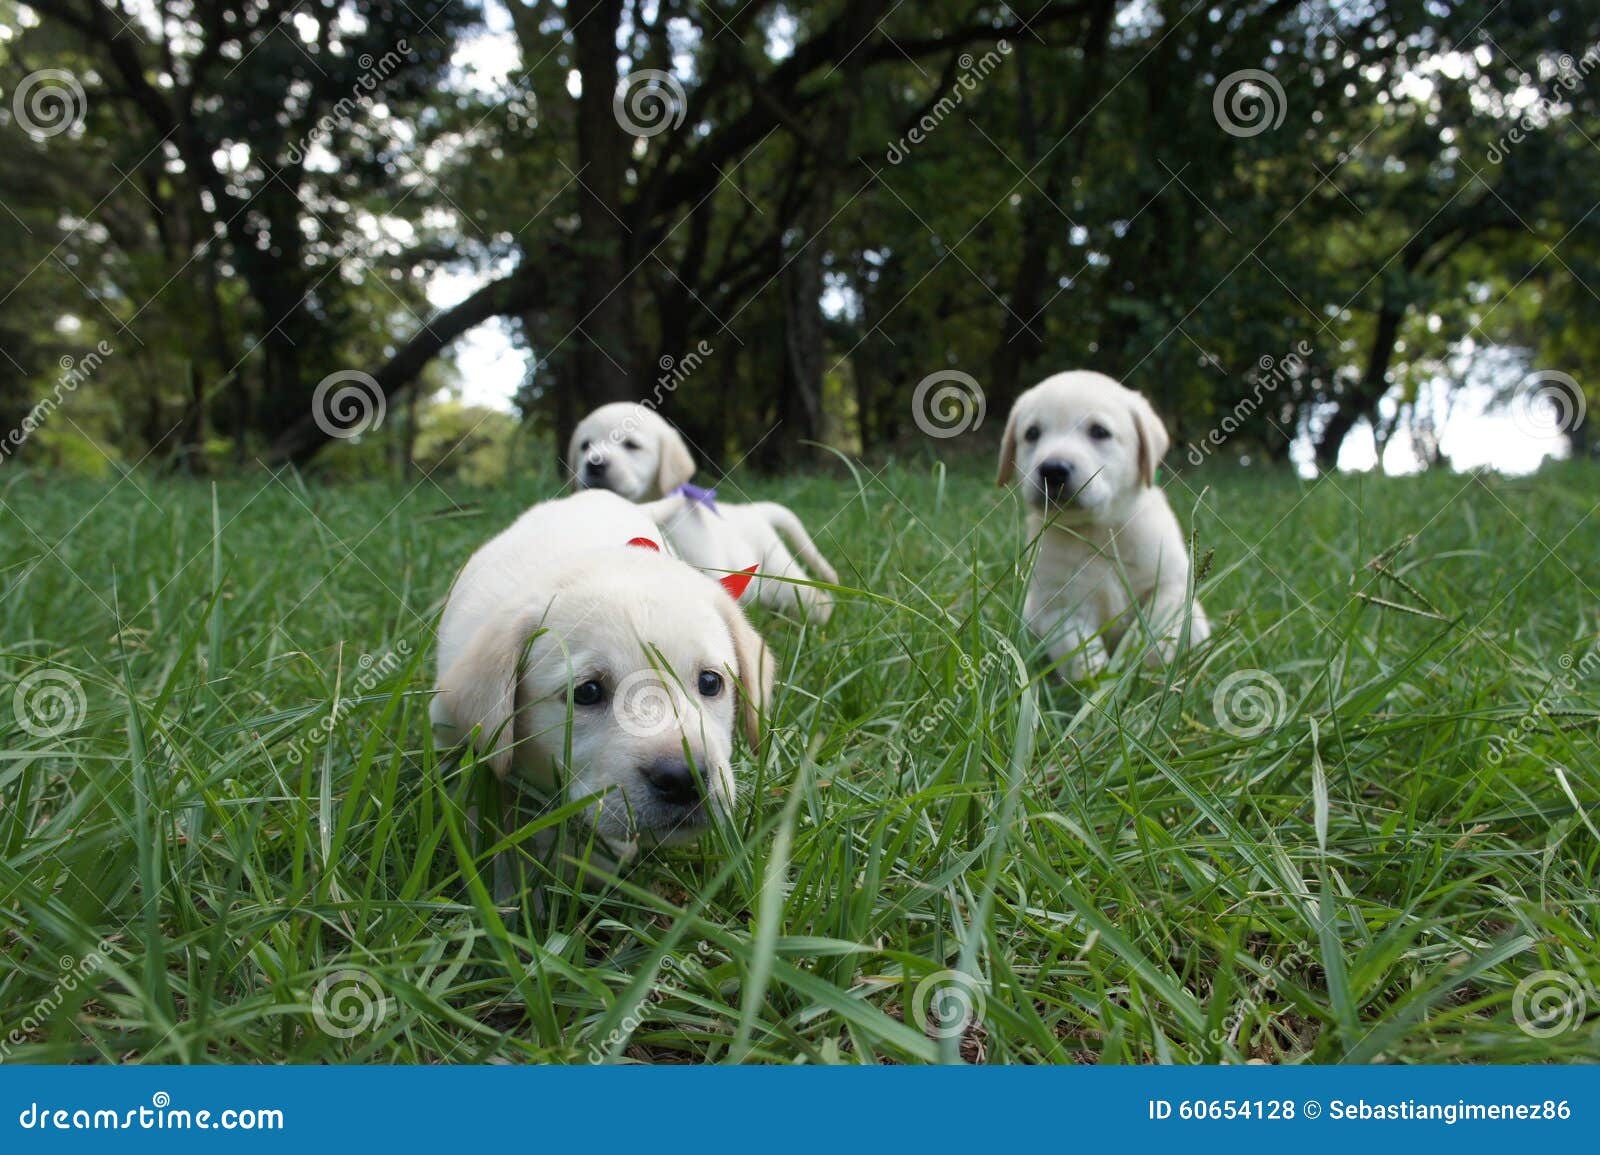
[1,1,1597,476]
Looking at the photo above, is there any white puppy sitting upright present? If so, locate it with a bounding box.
[568,402,838,622]
[431,489,774,863]
[997,370,1210,679]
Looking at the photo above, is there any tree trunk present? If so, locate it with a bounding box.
[779,193,828,466]
[770,3,877,469]
[0,324,36,461]
[1314,301,1404,470]
[255,323,308,449]
[176,360,209,473]
[571,0,635,423]
[990,42,1051,411]
[989,0,1116,410]
[1569,411,1595,458]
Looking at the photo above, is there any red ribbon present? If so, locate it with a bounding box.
[627,537,755,600]
[719,564,759,601]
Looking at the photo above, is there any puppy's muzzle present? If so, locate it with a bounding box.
[640,757,701,807]
[582,459,610,487]
[1037,460,1074,500]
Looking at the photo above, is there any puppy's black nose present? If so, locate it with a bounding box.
[641,758,700,806]
[585,459,608,477]
[1038,460,1073,489]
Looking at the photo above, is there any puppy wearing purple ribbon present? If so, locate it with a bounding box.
[568,402,838,623]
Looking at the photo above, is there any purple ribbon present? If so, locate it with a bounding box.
[674,483,721,516]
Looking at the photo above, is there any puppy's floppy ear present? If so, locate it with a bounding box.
[434,610,543,779]
[996,402,1020,486]
[1130,391,1171,488]
[716,594,775,752]
[653,417,696,495]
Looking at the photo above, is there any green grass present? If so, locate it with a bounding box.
[2,457,1598,1064]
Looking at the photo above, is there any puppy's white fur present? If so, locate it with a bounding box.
[431,489,774,859]
[997,371,1209,679]
[569,402,838,622]
[644,495,838,623]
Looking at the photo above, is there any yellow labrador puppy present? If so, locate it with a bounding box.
[431,489,774,864]
[568,402,837,622]
[997,371,1209,679]
[566,402,697,502]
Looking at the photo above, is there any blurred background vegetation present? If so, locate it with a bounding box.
[0,0,1595,482]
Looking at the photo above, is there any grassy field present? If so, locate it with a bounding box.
[2,456,1598,1064]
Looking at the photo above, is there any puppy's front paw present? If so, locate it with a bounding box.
[1139,599,1209,667]
[802,588,834,626]
[1142,638,1179,668]
[1053,635,1108,682]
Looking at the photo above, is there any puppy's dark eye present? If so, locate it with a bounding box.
[579,440,591,452]
[697,670,724,698]
[1023,424,1041,443]
[1088,422,1112,441]
[572,680,604,707]
[623,438,641,451]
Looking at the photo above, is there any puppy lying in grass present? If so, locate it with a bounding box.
[567,402,838,623]
[997,370,1210,679]
[430,489,774,877]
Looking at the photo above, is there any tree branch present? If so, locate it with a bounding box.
[266,261,553,462]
